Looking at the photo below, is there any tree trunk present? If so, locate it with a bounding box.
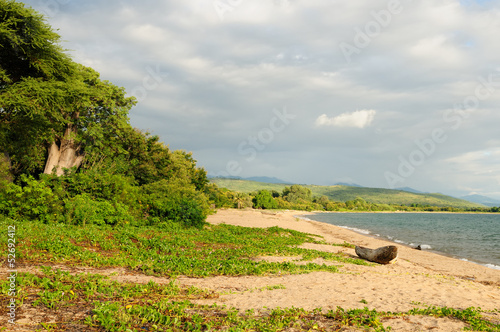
[43,125,84,176]
[1,152,13,182]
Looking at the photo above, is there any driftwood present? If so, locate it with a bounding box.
[355,245,398,264]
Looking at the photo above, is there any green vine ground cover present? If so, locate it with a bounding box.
[1,216,499,331]
[1,267,498,331]
[1,217,369,277]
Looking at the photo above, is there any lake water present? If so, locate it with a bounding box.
[306,212,500,270]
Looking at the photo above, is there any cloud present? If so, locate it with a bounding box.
[315,110,376,128]
[19,0,500,197]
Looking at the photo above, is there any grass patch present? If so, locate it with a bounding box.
[1,216,498,331]
[2,269,497,331]
[1,218,369,278]
[408,306,500,331]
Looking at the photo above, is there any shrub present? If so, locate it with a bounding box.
[282,185,312,203]
[0,174,62,222]
[275,197,292,209]
[253,190,278,209]
[141,179,210,229]
[65,194,133,226]
[47,171,140,207]
[234,192,253,209]
[44,170,144,222]
[204,183,235,208]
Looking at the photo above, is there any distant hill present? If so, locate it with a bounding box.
[396,187,424,194]
[211,178,288,193]
[334,182,364,187]
[245,176,291,184]
[211,178,484,209]
[461,194,500,207]
[209,175,291,184]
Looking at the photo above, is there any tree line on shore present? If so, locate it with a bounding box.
[211,184,500,213]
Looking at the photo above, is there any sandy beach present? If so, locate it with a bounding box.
[2,208,499,331]
[184,208,500,331]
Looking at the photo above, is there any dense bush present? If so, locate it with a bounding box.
[253,190,278,209]
[204,184,254,209]
[0,169,213,228]
[142,179,210,229]
[282,185,312,203]
[204,184,237,208]
[0,174,62,222]
[65,194,133,226]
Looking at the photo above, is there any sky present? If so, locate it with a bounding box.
[21,0,500,199]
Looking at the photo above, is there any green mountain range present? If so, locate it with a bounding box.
[211,178,484,209]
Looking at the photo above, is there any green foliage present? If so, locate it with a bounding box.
[0,217,368,278]
[47,169,141,212]
[142,179,210,228]
[111,130,173,186]
[204,183,253,209]
[1,64,136,176]
[204,184,234,208]
[408,306,500,332]
[283,184,313,203]
[1,1,136,177]
[0,0,74,84]
[4,265,496,331]
[326,307,387,331]
[0,165,211,228]
[65,194,133,226]
[346,197,370,211]
[253,190,278,209]
[0,2,211,228]
[0,174,61,222]
[315,195,330,207]
[211,178,493,212]
[275,196,322,211]
[92,129,208,189]
[1,215,498,331]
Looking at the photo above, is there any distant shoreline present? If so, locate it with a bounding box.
[307,209,500,215]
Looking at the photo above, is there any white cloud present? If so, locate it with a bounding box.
[445,149,500,175]
[408,34,466,68]
[125,24,166,44]
[315,110,377,128]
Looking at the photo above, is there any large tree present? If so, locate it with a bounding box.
[0,0,136,176]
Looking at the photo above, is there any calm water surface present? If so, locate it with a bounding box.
[307,212,500,269]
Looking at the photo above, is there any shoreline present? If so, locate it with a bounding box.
[201,208,500,330]
[302,210,500,271]
[208,209,500,285]
[307,209,500,215]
